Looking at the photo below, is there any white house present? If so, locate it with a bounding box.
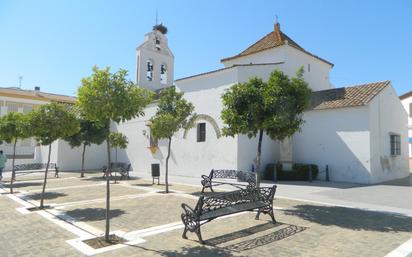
[0,86,107,171]
[400,91,412,168]
[114,21,409,184]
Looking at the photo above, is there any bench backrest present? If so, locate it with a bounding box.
[14,163,57,171]
[195,185,276,215]
[110,162,131,170]
[210,169,256,183]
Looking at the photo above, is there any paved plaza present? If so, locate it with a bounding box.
[0,171,412,256]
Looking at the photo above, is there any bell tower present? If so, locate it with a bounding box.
[136,23,174,92]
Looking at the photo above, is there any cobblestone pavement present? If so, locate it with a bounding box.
[0,171,411,257]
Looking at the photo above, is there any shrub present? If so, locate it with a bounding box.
[264,163,318,181]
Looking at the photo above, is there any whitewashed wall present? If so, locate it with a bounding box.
[56,140,108,171]
[221,45,333,91]
[237,134,280,176]
[369,85,409,183]
[400,95,412,158]
[293,106,372,183]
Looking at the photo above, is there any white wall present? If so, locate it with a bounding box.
[369,86,409,183]
[56,140,108,171]
[284,46,333,91]
[221,45,333,91]
[400,95,412,158]
[237,134,280,176]
[222,46,287,67]
[293,106,372,183]
[115,83,239,179]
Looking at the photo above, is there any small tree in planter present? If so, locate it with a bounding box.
[64,116,109,178]
[30,103,79,208]
[0,112,32,193]
[221,68,311,187]
[150,87,195,193]
[77,66,152,242]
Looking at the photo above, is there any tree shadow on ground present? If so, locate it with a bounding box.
[160,246,240,257]
[26,191,67,200]
[63,208,126,222]
[283,204,412,232]
[81,176,131,182]
[1,182,43,188]
[190,191,220,197]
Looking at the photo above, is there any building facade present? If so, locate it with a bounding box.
[114,22,409,184]
[400,91,412,168]
[0,87,107,171]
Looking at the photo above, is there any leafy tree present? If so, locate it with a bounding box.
[77,66,152,241]
[0,112,32,193]
[30,103,79,208]
[150,87,195,193]
[64,116,109,178]
[221,68,311,187]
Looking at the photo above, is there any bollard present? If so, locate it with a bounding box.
[326,165,329,182]
[308,165,312,182]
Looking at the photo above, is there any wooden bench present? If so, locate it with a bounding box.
[102,162,131,180]
[201,169,256,193]
[14,163,59,178]
[181,185,277,244]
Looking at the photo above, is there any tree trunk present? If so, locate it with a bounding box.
[10,139,17,194]
[255,129,264,188]
[165,137,171,193]
[81,143,86,178]
[40,144,52,208]
[105,138,111,242]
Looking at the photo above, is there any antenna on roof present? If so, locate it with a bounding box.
[275,15,278,24]
[18,76,23,88]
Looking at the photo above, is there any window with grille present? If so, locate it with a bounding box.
[197,123,206,142]
[390,134,401,156]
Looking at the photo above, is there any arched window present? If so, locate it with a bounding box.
[160,64,167,84]
[146,60,154,81]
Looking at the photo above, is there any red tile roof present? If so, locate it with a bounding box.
[309,81,390,111]
[399,91,412,100]
[221,22,333,67]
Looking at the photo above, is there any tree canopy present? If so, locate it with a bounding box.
[30,103,80,146]
[77,66,153,125]
[0,112,31,144]
[150,87,195,140]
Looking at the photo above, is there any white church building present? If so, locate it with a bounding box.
[1,21,409,184]
[113,21,409,184]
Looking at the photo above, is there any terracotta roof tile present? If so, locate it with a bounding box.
[399,90,412,100]
[0,87,76,104]
[309,81,390,110]
[221,23,333,67]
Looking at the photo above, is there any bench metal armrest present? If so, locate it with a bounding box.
[201,175,212,186]
[181,203,200,230]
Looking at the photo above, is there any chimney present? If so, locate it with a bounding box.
[274,21,283,43]
[34,86,40,91]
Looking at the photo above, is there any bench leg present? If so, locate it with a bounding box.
[182,226,188,239]
[269,208,276,223]
[195,227,204,244]
[255,210,261,220]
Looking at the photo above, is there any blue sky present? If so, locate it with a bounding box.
[0,0,411,96]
